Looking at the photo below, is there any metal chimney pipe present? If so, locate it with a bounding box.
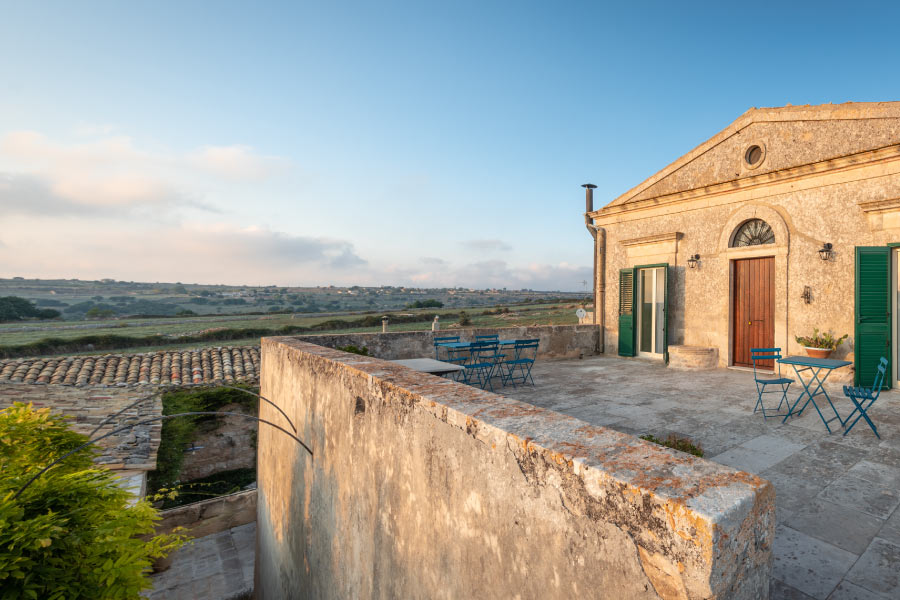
[582,183,602,348]
[583,183,596,213]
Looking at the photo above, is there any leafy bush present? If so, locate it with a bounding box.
[0,296,60,322]
[0,403,187,599]
[458,311,472,326]
[640,433,704,457]
[337,344,370,356]
[405,299,443,309]
[155,468,256,510]
[795,328,848,350]
[147,386,258,497]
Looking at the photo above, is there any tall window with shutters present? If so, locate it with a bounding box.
[618,269,635,356]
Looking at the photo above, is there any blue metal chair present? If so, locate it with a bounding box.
[842,357,888,438]
[474,334,499,342]
[433,335,460,360]
[500,339,539,388]
[463,341,504,391]
[750,348,793,419]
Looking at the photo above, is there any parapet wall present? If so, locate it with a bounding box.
[291,323,600,360]
[256,337,774,600]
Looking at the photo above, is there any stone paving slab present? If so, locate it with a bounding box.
[146,522,255,600]
[499,356,900,600]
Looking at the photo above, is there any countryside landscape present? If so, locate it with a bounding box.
[0,277,585,357]
[4,3,900,600]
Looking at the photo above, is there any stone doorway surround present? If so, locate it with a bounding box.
[718,203,790,367]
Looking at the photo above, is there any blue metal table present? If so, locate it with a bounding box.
[779,356,851,433]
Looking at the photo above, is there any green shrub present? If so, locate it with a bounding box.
[640,433,704,457]
[337,344,370,356]
[0,403,187,599]
[146,386,258,497]
[458,311,471,326]
[155,468,256,510]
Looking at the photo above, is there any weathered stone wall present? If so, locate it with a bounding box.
[596,152,900,382]
[0,383,161,470]
[290,323,600,361]
[256,338,774,600]
[179,402,257,481]
[155,489,257,539]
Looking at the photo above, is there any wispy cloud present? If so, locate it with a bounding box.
[462,238,512,252]
[189,145,287,180]
[0,130,287,214]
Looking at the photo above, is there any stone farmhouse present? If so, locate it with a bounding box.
[586,102,900,386]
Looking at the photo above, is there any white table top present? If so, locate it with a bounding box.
[390,358,464,374]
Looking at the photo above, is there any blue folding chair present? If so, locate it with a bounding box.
[474,334,499,342]
[500,339,539,388]
[750,348,793,419]
[462,341,504,391]
[842,357,888,438]
[433,335,460,360]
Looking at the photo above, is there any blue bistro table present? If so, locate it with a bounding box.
[779,355,852,433]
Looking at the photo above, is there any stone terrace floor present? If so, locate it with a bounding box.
[501,356,900,600]
[147,522,255,600]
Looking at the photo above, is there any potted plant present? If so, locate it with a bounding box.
[795,328,848,359]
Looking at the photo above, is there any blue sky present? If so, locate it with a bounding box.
[1,1,898,290]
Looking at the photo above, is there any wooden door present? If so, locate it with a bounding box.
[733,257,775,367]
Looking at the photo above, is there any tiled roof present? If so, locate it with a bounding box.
[0,384,162,471]
[0,346,260,387]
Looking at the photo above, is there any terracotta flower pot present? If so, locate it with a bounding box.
[803,347,833,359]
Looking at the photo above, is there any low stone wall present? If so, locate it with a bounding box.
[668,345,719,370]
[291,323,600,361]
[256,337,774,600]
[155,489,257,539]
[180,403,257,481]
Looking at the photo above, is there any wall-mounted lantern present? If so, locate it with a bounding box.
[818,243,834,261]
[801,286,812,304]
[687,254,701,269]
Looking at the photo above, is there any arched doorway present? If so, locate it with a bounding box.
[730,219,776,367]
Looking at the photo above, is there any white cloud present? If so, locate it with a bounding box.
[0,130,286,213]
[462,238,512,252]
[0,219,366,285]
[189,145,287,180]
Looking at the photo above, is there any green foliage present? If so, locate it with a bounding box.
[458,310,472,326]
[795,328,848,350]
[85,307,116,319]
[0,403,187,599]
[146,386,258,497]
[152,468,256,510]
[640,433,704,457]
[0,296,60,322]
[405,299,444,309]
[337,344,370,356]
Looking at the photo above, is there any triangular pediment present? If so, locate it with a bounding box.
[602,102,900,210]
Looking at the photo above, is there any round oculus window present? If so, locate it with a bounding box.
[744,144,764,167]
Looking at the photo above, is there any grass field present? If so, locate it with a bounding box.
[0,302,583,358]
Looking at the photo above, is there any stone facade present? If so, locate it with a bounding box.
[588,102,900,383]
[256,337,773,599]
[0,383,162,471]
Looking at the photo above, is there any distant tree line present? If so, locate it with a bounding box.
[0,296,61,322]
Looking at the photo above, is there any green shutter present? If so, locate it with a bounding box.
[662,263,669,364]
[618,269,635,356]
[855,247,891,387]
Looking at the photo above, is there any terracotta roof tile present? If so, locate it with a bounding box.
[0,346,260,388]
